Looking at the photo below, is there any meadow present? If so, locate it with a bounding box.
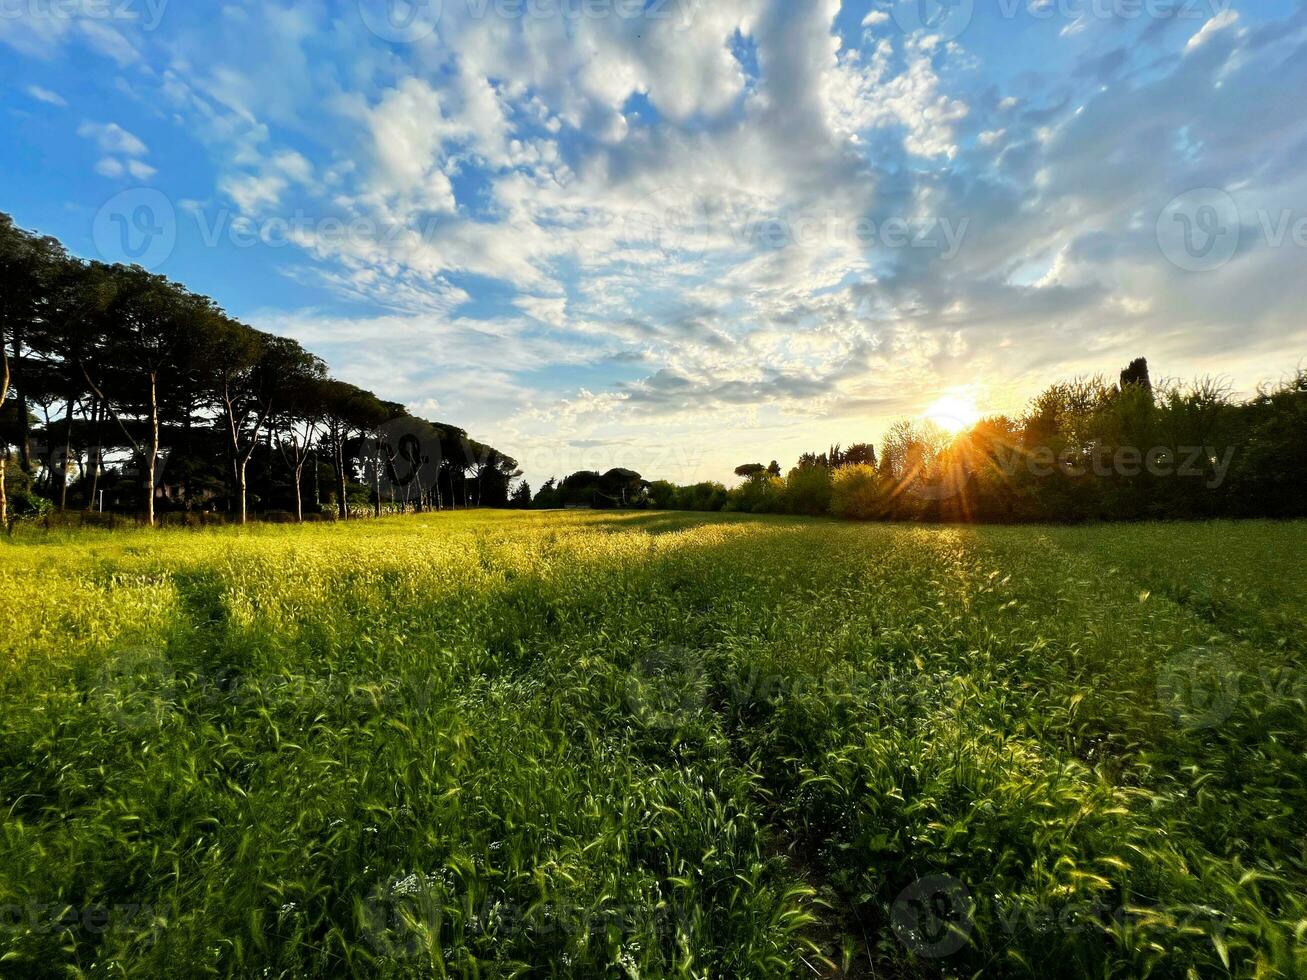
[1,511,1304,978]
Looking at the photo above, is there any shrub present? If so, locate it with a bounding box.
[647,480,678,510]
[783,466,832,516]
[161,512,202,528]
[11,489,53,518]
[670,482,728,512]
[725,475,784,514]
[830,464,884,520]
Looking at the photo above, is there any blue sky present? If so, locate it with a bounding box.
[3,0,1306,485]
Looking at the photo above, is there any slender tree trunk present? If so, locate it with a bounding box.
[88,397,103,510]
[11,329,31,476]
[312,451,320,509]
[0,334,9,530]
[145,371,158,527]
[237,459,248,525]
[181,397,194,511]
[293,462,304,523]
[373,460,382,519]
[225,438,236,515]
[334,430,348,519]
[59,395,74,511]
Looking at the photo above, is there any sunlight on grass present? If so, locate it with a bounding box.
[1,512,1304,977]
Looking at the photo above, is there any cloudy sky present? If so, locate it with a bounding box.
[3,0,1306,485]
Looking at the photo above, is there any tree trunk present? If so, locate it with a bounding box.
[11,329,32,476]
[88,397,103,510]
[145,372,158,527]
[0,314,6,529]
[334,431,348,519]
[59,395,74,511]
[0,337,8,530]
[293,463,304,523]
[237,459,248,525]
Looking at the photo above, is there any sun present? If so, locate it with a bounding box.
[925,393,981,434]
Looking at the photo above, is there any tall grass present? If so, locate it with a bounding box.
[1,513,1304,976]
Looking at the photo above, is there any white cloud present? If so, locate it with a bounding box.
[94,157,125,178]
[78,121,149,156]
[26,85,67,107]
[361,78,459,214]
[1187,9,1240,51]
[32,0,1307,484]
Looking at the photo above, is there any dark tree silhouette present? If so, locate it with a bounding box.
[0,213,516,524]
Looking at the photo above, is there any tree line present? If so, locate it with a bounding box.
[5,210,1303,530]
[0,213,521,528]
[531,357,1307,523]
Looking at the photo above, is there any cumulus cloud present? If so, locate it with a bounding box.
[80,121,157,181]
[26,0,1307,481]
[78,121,148,156]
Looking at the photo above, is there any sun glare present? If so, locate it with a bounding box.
[925,393,982,434]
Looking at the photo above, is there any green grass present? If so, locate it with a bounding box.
[1,512,1304,977]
